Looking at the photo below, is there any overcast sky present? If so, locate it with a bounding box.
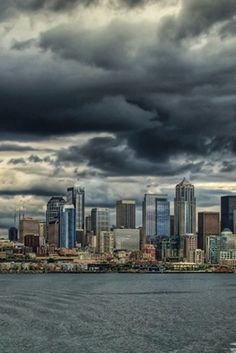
[0,0,236,231]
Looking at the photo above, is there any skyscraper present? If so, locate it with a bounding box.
[67,185,85,234]
[142,194,170,243]
[46,196,66,241]
[59,205,76,249]
[19,218,40,243]
[91,208,110,235]
[198,212,220,251]
[221,196,236,231]
[116,200,136,228]
[174,178,196,236]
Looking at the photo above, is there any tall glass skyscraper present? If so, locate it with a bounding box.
[91,208,110,235]
[67,185,85,233]
[174,178,196,236]
[221,196,236,232]
[142,194,170,242]
[59,205,76,249]
[46,196,66,241]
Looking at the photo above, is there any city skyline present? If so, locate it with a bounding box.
[0,1,236,232]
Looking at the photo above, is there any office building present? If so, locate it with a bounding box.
[48,219,59,247]
[19,218,40,243]
[206,235,227,264]
[180,233,197,262]
[97,231,114,254]
[198,212,220,251]
[174,178,196,236]
[59,205,76,249]
[170,215,175,236]
[221,196,236,231]
[67,185,85,234]
[116,200,136,228]
[46,197,66,241]
[91,208,110,235]
[221,228,236,250]
[142,193,170,242]
[8,227,18,242]
[114,228,140,251]
[24,234,40,252]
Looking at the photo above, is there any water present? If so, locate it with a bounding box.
[0,273,235,353]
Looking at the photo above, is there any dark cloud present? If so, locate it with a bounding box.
[0,144,35,152]
[56,136,206,177]
[8,158,26,165]
[0,0,236,212]
[0,0,158,21]
[0,187,63,197]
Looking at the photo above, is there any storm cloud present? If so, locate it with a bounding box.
[0,0,236,230]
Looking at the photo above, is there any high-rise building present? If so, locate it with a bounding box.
[174,178,196,236]
[8,227,18,242]
[48,219,59,247]
[198,212,220,251]
[180,234,197,262]
[67,185,85,234]
[46,197,66,241]
[97,231,114,254]
[142,194,170,242]
[221,196,236,231]
[91,208,110,235]
[19,218,40,243]
[170,215,175,236]
[116,200,136,228]
[59,205,76,249]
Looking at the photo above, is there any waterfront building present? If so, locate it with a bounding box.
[180,233,198,262]
[221,228,236,250]
[116,200,136,229]
[46,197,66,241]
[142,193,170,242]
[198,212,220,251]
[156,236,179,262]
[59,205,76,249]
[67,185,85,235]
[221,195,236,231]
[24,234,40,252]
[8,227,18,242]
[206,235,227,264]
[91,208,110,235]
[174,178,196,236]
[19,218,40,243]
[114,228,140,251]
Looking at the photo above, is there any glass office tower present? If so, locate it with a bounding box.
[143,194,170,242]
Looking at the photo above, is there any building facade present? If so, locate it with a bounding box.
[221,196,236,231]
[59,205,76,249]
[19,218,40,243]
[174,178,196,236]
[116,200,136,229]
[91,208,110,235]
[67,185,85,234]
[114,228,140,251]
[198,212,220,251]
[46,196,66,241]
[142,193,170,242]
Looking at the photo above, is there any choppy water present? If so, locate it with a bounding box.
[0,273,235,353]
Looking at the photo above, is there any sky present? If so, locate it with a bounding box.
[0,0,236,232]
